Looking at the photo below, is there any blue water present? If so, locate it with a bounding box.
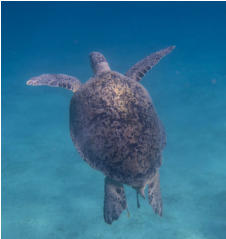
[2,2,226,239]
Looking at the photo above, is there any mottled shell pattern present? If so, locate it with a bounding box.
[69,70,165,189]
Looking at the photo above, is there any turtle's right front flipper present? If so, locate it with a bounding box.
[26,74,81,92]
[125,46,175,82]
[104,177,127,224]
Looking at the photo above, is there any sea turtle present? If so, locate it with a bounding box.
[26,46,175,224]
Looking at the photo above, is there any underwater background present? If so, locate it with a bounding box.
[2,2,226,239]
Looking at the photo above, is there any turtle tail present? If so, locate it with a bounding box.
[26,73,81,92]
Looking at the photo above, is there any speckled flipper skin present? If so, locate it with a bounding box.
[126,46,175,81]
[148,170,162,216]
[26,73,81,92]
[26,47,175,224]
[104,177,127,224]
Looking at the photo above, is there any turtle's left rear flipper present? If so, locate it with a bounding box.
[148,170,163,216]
[104,177,127,224]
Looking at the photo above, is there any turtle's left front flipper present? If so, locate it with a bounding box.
[26,74,81,92]
[148,170,163,216]
[104,177,127,224]
[126,46,175,82]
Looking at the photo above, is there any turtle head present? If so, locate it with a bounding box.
[90,52,111,75]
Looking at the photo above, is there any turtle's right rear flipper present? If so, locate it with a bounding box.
[148,170,163,216]
[104,177,127,224]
